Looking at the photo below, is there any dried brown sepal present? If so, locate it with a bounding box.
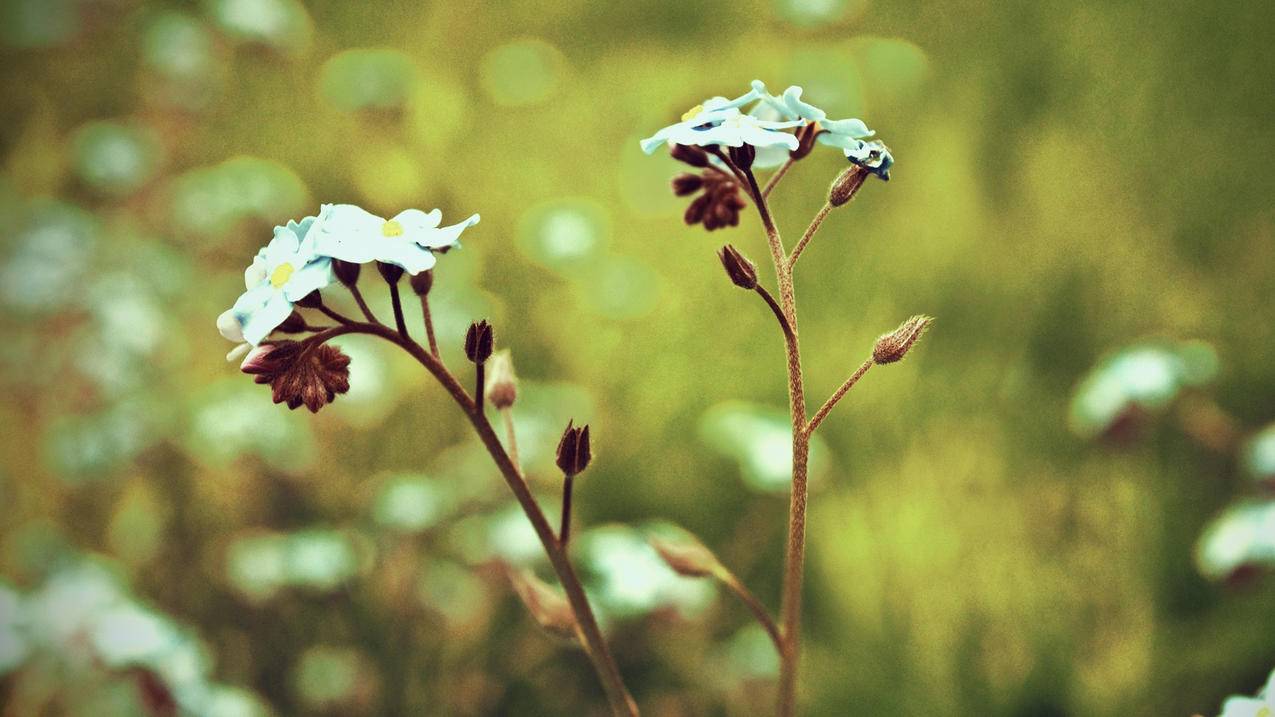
[670,143,710,168]
[649,531,724,579]
[241,340,352,412]
[671,173,704,196]
[484,350,518,409]
[464,320,493,364]
[377,261,405,285]
[276,311,308,334]
[508,567,578,641]
[790,121,821,160]
[717,244,758,290]
[294,290,323,309]
[872,315,934,365]
[678,169,748,232]
[727,143,755,170]
[332,259,361,287]
[829,165,869,207]
[409,269,434,296]
[555,420,591,476]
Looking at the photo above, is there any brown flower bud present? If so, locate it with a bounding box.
[670,143,710,168]
[484,350,518,409]
[507,568,577,640]
[332,259,361,287]
[377,261,404,285]
[829,165,869,207]
[294,290,323,309]
[717,244,757,290]
[464,320,493,364]
[241,340,352,412]
[276,311,308,334]
[649,530,724,579]
[671,173,704,196]
[408,269,433,296]
[555,420,591,476]
[872,315,933,365]
[790,121,821,160]
[684,194,711,225]
[727,144,756,170]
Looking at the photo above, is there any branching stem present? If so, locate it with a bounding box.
[806,359,873,435]
[763,158,796,199]
[788,202,833,269]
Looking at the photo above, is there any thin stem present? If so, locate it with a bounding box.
[707,147,754,198]
[560,473,575,546]
[743,167,809,717]
[420,295,440,357]
[787,202,833,269]
[501,407,521,468]
[316,303,354,325]
[806,358,873,435]
[388,282,409,338]
[306,321,637,716]
[474,362,485,418]
[754,285,794,343]
[348,283,379,324]
[763,157,796,199]
[717,570,783,654]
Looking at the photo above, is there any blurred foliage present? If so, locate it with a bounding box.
[2,0,1275,715]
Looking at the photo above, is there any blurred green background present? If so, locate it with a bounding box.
[2,0,1274,715]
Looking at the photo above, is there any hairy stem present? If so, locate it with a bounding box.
[763,157,796,199]
[419,295,440,357]
[718,569,783,654]
[348,284,379,324]
[311,320,638,716]
[316,303,354,325]
[806,359,873,435]
[787,202,833,269]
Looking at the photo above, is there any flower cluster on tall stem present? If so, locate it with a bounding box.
[216,205,638,716]
[642,80,926,717]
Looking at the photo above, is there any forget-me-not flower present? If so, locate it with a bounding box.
[640,83,804,155]
[310,204,479,275]
[750,80,876,153]
[1219,668,1275,717]
[218,218,333,347]
[845,139,894,180]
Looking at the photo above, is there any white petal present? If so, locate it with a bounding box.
[244,253,268,290]
[216,308,245,343]
[376,241,438,275]
[225,342,251,362]
[391,208,443,231]
[409,212,479,250]
[281,259,333,302]
[241,292,294,346]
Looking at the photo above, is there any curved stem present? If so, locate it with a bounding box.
[755,285,794,344]
[763,158,796,199]
[388,282,409,338]
[787,202,833,269]
[500,407,521,468]
[348,284,379,324]
[308,320,638,716]
[316,303,354,325]
[806,359,873,435]
[718,569,783,654]
[419,295,440,357]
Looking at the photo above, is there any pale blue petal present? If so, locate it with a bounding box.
[375,242,438,274]
[737,125,799,150]
[281,258,333,302]
[752,144,790,169]
[392,208,442,232]
[244,253,268,290]
[241,291,294,345]
[399,211,479,250]
[780,86,826,122]
[821,117,873,139]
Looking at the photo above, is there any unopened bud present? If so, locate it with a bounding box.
[727,144,755,170]
[555,420,591,476]
[332,259,361,287]
[649,530,724,579]
[409,269,434,296]
[507,568,577,640]
[828,165,868,207]
[684,194,711,225]
[671,173,704,196]
[295,290,323,309]
[790,121,821,160]
[872,315,933,365]
[377,261,404,285]
[276,311,307,334]
[670,143,710,168]
[484,350,518,409]
[717,244,758,290]
[464,320,493,364]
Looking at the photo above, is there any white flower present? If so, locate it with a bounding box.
[1219,669,1275,717]
[310,203,479,274]
[639,83,803,155]
[219,219,332,346]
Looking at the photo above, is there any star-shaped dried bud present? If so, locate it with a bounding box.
[717,244,758,290]
[555,420,591,476]
[727,143,756,170]
[464,320,493,364]
[241,340,352,412]
[872,315,933,365]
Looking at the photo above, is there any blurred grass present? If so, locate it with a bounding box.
[2,0,1275,715]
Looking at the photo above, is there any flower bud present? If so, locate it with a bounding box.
[790,121,821,160]
[464,320,493,364]
[717,244,758,290]
[377,261,404,285]
[484,350,518,409]
[294,290,323,309]
[671,173,704,197]
[684,194,711,225]
[649,530,724,579]
[332,259,361,287]
[507,568,577,641]
[828,165,868,207]
[217,309,245,343]
[670,143,710,168]
[728,144,756,170]
[872,315,933,365]
[409,269,434,297]
[276,310,307,334]
[555,420,591,476]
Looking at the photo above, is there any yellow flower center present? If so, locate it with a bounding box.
[381,219,404,237]
[269,262,294,288]
[1258,707,1272,717]
[681,104,704,122]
